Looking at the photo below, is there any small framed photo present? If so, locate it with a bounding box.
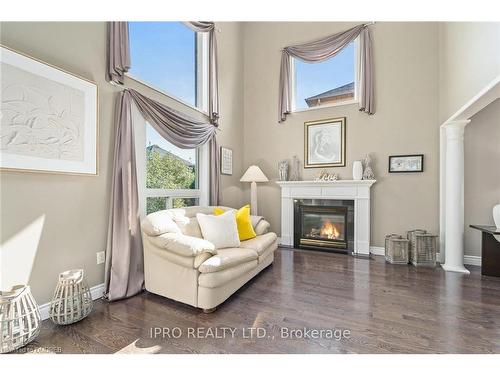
[220,147,233,175]
[304,117,346,168]
[388,154,424,173]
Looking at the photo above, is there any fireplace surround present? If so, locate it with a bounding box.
[294,199,354,253]
[276,180,375,256]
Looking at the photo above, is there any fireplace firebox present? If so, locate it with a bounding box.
[294,199,354,253]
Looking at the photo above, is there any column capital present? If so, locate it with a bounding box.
[443,119,471,129]
[444,119,470,140]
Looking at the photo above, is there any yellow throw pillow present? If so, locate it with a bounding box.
[214,205,257,241]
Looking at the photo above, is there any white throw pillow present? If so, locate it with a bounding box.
[196,211,241,249]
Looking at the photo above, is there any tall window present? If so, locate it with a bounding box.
[292,41,357,111]
[128,22,208,111]
[128,22,209,215]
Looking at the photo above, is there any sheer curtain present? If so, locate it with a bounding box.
[279,24,374,122]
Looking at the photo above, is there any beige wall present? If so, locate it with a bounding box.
[464,99,500,257]
[0,22,244,304]
[438,22,500,123]
[242,22,440,247]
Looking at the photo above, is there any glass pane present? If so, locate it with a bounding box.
[294,42,355,110]
[146,123,197,189]
[129,22,197,107]
[172,198,199,208]
[302,213,345,241]
[147,197,166,215]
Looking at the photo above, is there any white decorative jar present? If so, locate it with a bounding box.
[0,285,41,353]
[493,203,500,229]
[49,269,93,325]
[352,160,363,180]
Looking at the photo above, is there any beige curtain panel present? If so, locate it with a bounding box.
[105,89,220,301]
[105,90,144,301]
[278,24,374,122]
[106,22,130,85]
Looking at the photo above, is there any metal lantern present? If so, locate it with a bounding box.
[49,269,93,325]
[0,285,41,353]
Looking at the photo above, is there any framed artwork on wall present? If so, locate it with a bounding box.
[304,117,346,168]
[220,146,233,175]
[0,45,98,175]
[388,154,424,173]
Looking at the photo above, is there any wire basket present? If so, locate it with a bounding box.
[407,229,438,267]
[0,285,41,353]
[49,269,93,325]
[385,234,410,264]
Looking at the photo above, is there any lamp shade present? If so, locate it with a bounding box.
[240,165,269,183]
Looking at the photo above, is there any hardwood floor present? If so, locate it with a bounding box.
[17,248,500,354]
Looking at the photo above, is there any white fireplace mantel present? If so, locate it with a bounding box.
[276,180,376,256]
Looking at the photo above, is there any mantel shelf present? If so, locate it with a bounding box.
[275,180,376,187]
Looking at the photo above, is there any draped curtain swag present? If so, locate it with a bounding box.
[105,21,221,301]
[105,89,220,301]
[278,24,374,122]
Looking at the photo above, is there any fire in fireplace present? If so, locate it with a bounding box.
[308,219,342,240]
[294,199,354,253]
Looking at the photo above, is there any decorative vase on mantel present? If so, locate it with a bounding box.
[352,161,363,180]
[493,203,500,229]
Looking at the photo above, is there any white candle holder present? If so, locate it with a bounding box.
[49,269,93,325]
[0,285,41,353]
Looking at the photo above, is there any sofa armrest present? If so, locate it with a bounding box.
[148,232,217,257]
[254,219,271,235]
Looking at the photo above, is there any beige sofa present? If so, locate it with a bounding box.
[141,206,278,312]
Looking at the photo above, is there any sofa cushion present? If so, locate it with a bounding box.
[149,232,216,257]
[196,211,241,249]
[198,248,258,273]
[173,216,203,238]
[198,260,258,288]
[141,211,181,237]
[257,240,278,263]
[253,219,271,236]
[239,232,278,256]
[214,205,257,241]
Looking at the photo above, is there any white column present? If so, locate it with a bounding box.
[442,120,470,274]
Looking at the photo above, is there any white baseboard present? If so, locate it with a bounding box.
[38,283,105,321]
[282,243,483,267]
[463,255,482,266]
[436,253,481,267]
[369,246,385,256]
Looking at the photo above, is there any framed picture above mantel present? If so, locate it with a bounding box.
[388,154,424,173]
[304,117,346,168]
[0,45,98,176]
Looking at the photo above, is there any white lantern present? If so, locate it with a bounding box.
[0,285,41,353]
[49,269,93,325]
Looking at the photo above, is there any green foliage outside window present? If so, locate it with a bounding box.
[146,149,196,214]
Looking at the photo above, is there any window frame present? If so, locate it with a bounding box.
[290,38,360,113]
[125,22,210,115]
[134,111,210,217]
[126,22,211,217]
